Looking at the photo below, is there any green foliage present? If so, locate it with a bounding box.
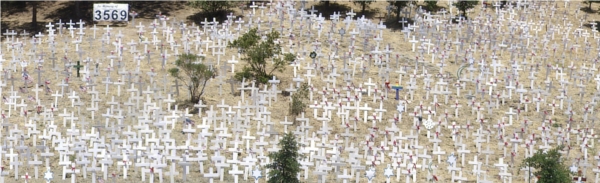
[388,1,410,20]
[228,28,295,85]
[353,0,374,12]
[289,83,309,121]
[520,145,572,183]
[168,53,215,103]
[266,132,301,183]
[453,0,478,18]
[189,1,233,15]
[424,0,439,12]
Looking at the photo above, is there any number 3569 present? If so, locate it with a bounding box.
[94,10,127,21]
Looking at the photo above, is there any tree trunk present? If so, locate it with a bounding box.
[31,2,37,32]
[361,3,366,13]
[75,1,81,20]
[396,7,401,20]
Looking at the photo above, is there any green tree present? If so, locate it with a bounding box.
[520,145,572,183]
[424,0,438,12]
[168,53,215,103]
[289,83,309,122]
[189,1,233,16]
[228,28,295,85]
[453,0,478,19]
[388,1,410,20]
[266,132,301,183]
[353,0,374,13]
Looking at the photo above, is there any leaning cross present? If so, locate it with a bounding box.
[73,61,84,77]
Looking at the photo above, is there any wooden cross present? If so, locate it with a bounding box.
[73,61,84,77]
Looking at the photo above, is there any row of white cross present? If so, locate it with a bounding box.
[0,0,600,183]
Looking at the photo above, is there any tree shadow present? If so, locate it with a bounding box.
[0,1,28,16]
[583,21,600,32]
[128,1,187,19]
[356,8,380,20]
[172,99,201,114]
[44,1,187,25]
[186,10,230,26]
[44,1,95,25]
[0,21,8,31]
[0,20,50,35]
[1,21,10,41]
[383,17,415,32]
[312,2,351,19]
[581,7,597,14]
[421,5,446,13]
[14,22,50,33]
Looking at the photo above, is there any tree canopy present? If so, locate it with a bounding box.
[453,0,478,18]
[520,145,572,183]
[228,28,295,85]
[168,53,215,103]
[266,132,301,183]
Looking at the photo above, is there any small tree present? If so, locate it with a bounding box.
[388,1,410,20]
[228,28,295,85]
[520,145,572,183]
[353,0,374,13]
[168,53,215,103]
[453,0,478,19]
[266,132,301,183]
[289,83,309,122]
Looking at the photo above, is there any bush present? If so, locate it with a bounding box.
[520,145,572,183]
[289,83,309,122]
[168,53,215,103]
[228,28,295,85]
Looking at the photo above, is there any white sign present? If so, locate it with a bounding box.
[93,4,129,21]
